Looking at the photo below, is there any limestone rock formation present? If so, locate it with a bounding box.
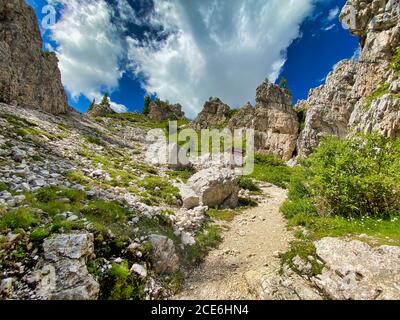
[148,99,185,121]
[87,95,115,118]
[187,167,239,209]
[35,233,99,300]
[229,81,299,161]
[258,237,400,300]
[297,0,400,157]
[0,0,69,114]
[194,97,231,129]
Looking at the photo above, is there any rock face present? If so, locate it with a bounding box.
[187,167,239,209]
[258,237,400,300]
[297,0,400,156]
[148,235,180,274]
[35,233,99,300]
[195,82,299,161]
[194,97,231,129]
[148,100,185,121]
[313,237,400,300]
[0,0,69,114]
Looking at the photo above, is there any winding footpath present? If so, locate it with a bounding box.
[174,184,292,300]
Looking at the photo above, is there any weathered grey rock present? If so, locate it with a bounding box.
[313,237,400,300]
[0,277,14,297]
[297,0,400,156]
[130,264,147,278]
[36,233,99,300]
[194,97,231,129]
[0,0,69,114]
[148,234,180,274]
[11,147,26,162]
[148,100,185,121]
[188,167,239,208]
[145,138,191,170]
[177,184,200,210]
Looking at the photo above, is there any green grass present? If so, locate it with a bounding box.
[183,224,222,265]
[82,134,105,146]
[249,153,295,188]
[393,47,400,75]
[31,228,50,241]
[239,177,260,192]
[138,176,180,206]
[166,168,196,183]
[363,83,390,110]
[0,208,38,231]
[207,209,238,222]
[0,182,9,192]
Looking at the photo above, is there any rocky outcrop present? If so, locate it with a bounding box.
[194,82,299,161]
[148,100,185,121]
[34,233,99,300]
[297,0,400,157]
[87,96,115,118]
[229,81,299,161]
[258,237,400,300]
[187,167,239,209]
[0,0,69,114]
[194,97,231,129]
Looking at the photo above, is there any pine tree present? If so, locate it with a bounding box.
[143,95,151,115]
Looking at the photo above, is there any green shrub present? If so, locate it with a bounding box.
[0,182,9,192]
[393,47,400,75]
[250,153,293,188]
[31,228,50,241]
[0,208,37,231]
[138,177,180,205]
[306,134,400,218]
[239,177,260,192]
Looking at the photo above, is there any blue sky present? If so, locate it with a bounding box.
[27,0,359,117]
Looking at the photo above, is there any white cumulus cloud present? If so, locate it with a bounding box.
[327,6,340,21]
[127,0,316,117]
[49,0,124,103]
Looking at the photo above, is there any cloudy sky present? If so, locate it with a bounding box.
[27,0,358,117]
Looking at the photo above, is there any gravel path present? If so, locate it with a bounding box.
[174,184,292,300]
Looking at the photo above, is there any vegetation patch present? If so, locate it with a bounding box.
[0,208,37,231]
[138,176,180,206]
[393,47,400,75]
[0,182,9,192]
[363,83,390,110]
[239,177,260,192]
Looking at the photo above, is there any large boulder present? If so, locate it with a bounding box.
[187,167,239,208]
[35,233,99,300]
[148,235,180,274]
[0,0,69,114]
[313,237,400,300]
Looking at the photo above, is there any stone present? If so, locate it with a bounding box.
[313,237,400,300]
[188,167,239,208]
[130,264,147,278]
[0,277,14,297]
[194,97,231,129]
[36,232,99,300]
[11,148,26,162]
[0,0,69,114]
[177,184,200,210]
[148,234,180,274]
[181,232,196,246]
[292,255,313,275]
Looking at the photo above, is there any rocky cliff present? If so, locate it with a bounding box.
[87,95,115,118]
[297,0,400,156]
[194,97,231,129]
[0,0,68,114]
[231,82,299,161]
